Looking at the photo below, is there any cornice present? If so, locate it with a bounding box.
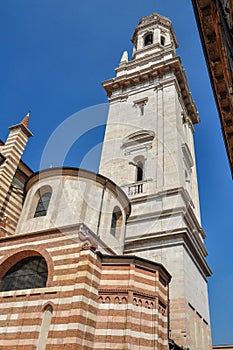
[115,46,175,73]
[127,205,207,258]
[9,123,33,138]
[125,186,209,270]
[0,222,117,256]
[192,0,233,176]
[98,253,171,281]
[124,229,212,279]
[102,57,199,124]
[98,288,157,299]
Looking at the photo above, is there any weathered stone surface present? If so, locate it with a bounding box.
[100,13,212,350]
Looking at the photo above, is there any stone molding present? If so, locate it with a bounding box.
[103,57,199,123]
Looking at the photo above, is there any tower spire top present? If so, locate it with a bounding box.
[8,111,32,138]
[20,111,31,129]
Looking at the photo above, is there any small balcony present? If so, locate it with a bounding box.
[122,180,148,197]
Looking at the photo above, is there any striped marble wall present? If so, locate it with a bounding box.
[0,225,171,349]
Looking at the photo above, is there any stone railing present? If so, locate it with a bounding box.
[122,181,147,197]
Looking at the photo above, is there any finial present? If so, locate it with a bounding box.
[20,111,31,129]
[120,51,128,63]
[8,110,33,137]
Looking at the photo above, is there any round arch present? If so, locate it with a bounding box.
[0,247,54,289]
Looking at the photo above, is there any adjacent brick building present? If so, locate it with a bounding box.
[192,0,233,176]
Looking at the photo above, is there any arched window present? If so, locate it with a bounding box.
[136,161,144,182]
[34,191,52,217]
[0,256,48,292]
[37,305,53,350]
[160,35,166,46]
[144,33,153,46]
[110,207,122,237]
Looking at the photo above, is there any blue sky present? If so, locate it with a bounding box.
[0,0,232,345]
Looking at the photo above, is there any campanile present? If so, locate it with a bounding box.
[99,13,212,349]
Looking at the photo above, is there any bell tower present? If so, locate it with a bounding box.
[0,113,32,235]
[100,13,212,349]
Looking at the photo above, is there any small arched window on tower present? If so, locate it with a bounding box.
[136,160,144,182]
[110,206,122,238]
[144,33,153,46]
[34,190,52,218]
[160,35,166,46]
